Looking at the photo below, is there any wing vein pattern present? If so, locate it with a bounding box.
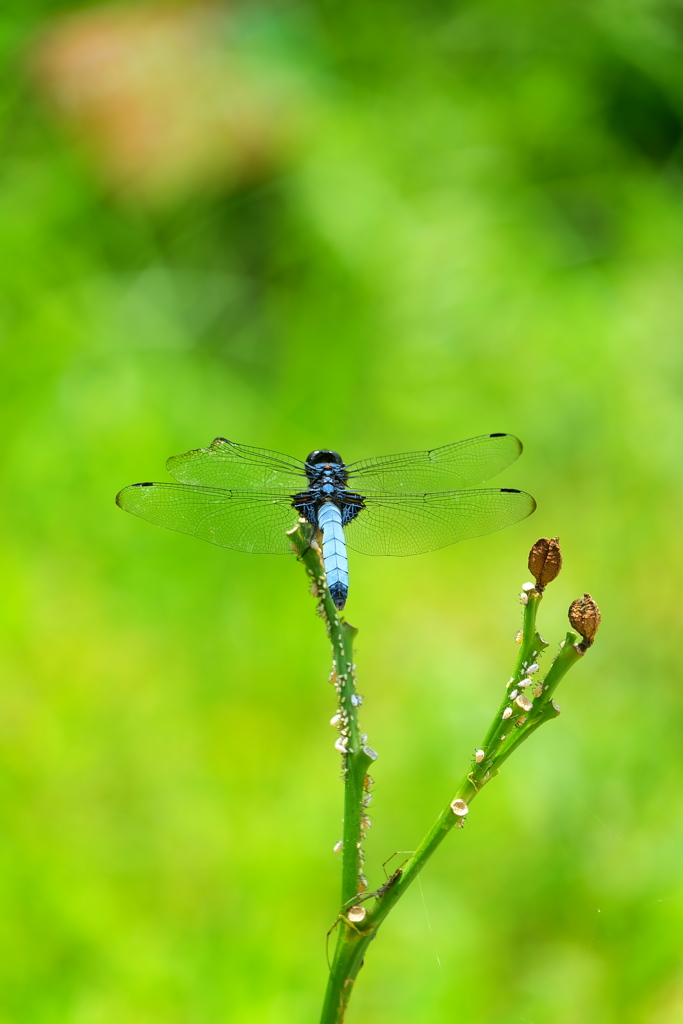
[346,433,523,491]
[167,437,307,491]
[116,483,299,554]
[345,488,536,556]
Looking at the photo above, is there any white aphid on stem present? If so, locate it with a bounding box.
[450,798,469,816]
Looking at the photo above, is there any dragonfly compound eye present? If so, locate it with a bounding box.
[307,450,343,466]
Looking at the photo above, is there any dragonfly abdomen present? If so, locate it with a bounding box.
[317,502,348,610]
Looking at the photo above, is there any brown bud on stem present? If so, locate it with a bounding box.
[528,537,562,591]
[568,593,601,651]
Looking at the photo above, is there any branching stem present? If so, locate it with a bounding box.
[288,525,593,1024]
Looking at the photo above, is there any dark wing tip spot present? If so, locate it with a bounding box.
[133,482,155,487]
[213,436,230,444]
[489,432,507,437]
[500,487,521,493]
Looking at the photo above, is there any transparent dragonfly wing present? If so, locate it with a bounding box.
[167,437,308,491]
[344,488,536,556]
[116,483,300,554]
[345,433,524,492]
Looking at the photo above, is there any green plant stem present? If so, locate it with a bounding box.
[477,589,546,771]
[319,765,485,1023]
[320,927,372,1024]
[494,631,583,769]
[288,524,373,907]
[290,529,591,1024]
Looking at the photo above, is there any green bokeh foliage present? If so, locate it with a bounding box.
[2,1,683,1021]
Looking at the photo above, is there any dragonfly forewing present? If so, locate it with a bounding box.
[167,437,308,491]
[345,433,523,492]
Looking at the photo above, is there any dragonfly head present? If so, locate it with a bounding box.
[306,449,344,467]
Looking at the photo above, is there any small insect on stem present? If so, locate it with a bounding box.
[338,862,407,914]
[371,868,403,899]
[381,850,413,875]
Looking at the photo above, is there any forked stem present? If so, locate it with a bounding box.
[287,526,598,1024]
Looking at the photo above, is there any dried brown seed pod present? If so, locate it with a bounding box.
[568,593,601,650]
[528,537,562,590]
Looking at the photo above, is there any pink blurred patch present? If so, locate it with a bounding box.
[31,2,305,203]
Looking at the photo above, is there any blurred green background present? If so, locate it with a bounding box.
[2,1,683,1021]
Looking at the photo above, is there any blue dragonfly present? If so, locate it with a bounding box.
[116,433,535,609]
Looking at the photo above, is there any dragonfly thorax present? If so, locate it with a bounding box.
[292,451,364,532]
[304,450,349,493]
